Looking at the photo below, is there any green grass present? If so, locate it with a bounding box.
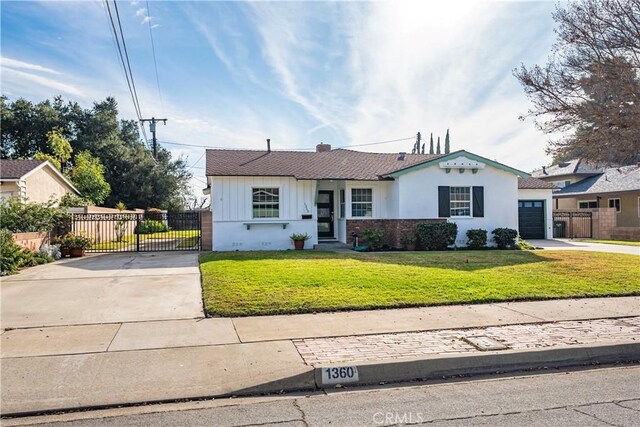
[200,250,640,316]
[176,236,200,249]
[90,230,200,250]
[576,239,640,247]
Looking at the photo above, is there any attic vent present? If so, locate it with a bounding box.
[398,152,406,161]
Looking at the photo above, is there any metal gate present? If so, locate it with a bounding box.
[71,212,201,252]
[552,211,592,238]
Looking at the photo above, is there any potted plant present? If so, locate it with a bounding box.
[402,233,417,251]
[61,231,93,257]
[51,236,70,258]
[290,233,311,250]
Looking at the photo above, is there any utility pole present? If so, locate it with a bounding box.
[140,117,167,159]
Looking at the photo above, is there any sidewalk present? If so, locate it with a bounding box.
[2,297,639,416]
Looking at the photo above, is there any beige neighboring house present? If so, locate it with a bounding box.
[0,159,80,204]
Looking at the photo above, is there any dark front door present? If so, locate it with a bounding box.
[518,200,545,239]
[317,191,334,239]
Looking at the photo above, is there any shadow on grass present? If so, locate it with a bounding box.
[199,249,554,272]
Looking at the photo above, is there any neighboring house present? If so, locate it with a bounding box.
[533,160,640,228]
[205,144,555,251]
[0,159,80,204]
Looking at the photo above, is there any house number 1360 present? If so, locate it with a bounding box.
[321,366,359,384]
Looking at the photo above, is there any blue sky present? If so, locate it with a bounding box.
[1,0,559,194]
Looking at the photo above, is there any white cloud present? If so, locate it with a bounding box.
[1,67,83,97]
[135,7,146,17]
[1,57,61,75]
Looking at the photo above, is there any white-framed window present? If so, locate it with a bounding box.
[578,200,598,209]
[608,198,621,213]
[552,180,571,188]
[252,188,279,218]
[339,189,345,218]
[351,188,372,217]
[450,187,471,217]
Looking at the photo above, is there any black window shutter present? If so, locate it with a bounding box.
[472,186,484,217]
[438,186,450,217]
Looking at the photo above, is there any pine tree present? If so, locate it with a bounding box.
[429,133,434,154]
[444,129,450,154]
[436,136,441,154]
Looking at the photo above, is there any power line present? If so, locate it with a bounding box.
[146,0,164,115]
[103,0,148,143]
[157,136,415,151]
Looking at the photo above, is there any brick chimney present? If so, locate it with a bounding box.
[316,143,331,153]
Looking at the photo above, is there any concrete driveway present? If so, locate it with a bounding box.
[1,252,204,329]
[529,239,640,256]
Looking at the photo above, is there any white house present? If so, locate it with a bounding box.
[205,144,555,251]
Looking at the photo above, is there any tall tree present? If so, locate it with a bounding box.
[444,129,450,154]
[34,129,72,170]
[436,136,441,155]
[514,0,640,165]
[68,151,111,205]
[1,96,192,210]
[429,133,434,154]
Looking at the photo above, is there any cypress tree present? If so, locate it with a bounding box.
[421,143,425,154]
[429,133,434,154]
[444,129,450,154]
[436,136,441,154]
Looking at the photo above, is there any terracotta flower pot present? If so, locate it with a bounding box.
[61,248,71,258]
[70,248,85,257]
[293,240,305,250]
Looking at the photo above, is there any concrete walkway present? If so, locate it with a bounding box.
[2,296,639,415]
[529,239,640,255]
[0,252,204,329]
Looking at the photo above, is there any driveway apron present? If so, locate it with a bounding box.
[0,252,203,329]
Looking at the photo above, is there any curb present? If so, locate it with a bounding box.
[313,342,640,388]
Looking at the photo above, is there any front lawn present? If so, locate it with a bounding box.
[200,250,640,316]
[91,230,199,250]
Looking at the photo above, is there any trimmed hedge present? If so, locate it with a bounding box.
[417,222,457,251]
[466,229,487,249]
[137,219,170,234]
[492,228,518,249]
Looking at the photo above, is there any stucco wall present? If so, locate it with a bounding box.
[0,181,21,200]
[396,164,519,246]
[518,188,554,239]
[24,166,76,204]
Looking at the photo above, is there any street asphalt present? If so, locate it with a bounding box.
[4,365,639,426]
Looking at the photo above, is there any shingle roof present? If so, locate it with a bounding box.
[0,159,45,179]
[518,177,557,190]
[531,159,603,179]
[206,149,443,180]
[554,165,640,196]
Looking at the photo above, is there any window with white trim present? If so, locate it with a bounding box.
[252,188,279,218]
[351,188,372,217]
[450,187,471,217]
[608,198,621,213]
[578,200,598,209]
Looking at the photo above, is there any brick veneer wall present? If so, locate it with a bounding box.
[201,211,212,251]
[346,218,445,248]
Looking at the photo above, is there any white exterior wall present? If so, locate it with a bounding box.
[396,165,519,246]
[211,176,317,251]
[518,188,554,239]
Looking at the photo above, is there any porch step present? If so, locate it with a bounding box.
[313,241,352,252]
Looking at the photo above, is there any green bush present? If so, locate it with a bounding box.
[417,222,458,251]
[516,236,536,250]
[492,228,518,249]
[0,198,69,233]
[362,229,384,251]
[137,219,170,234]
[466,229,487,249]
[1,229,23,275]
